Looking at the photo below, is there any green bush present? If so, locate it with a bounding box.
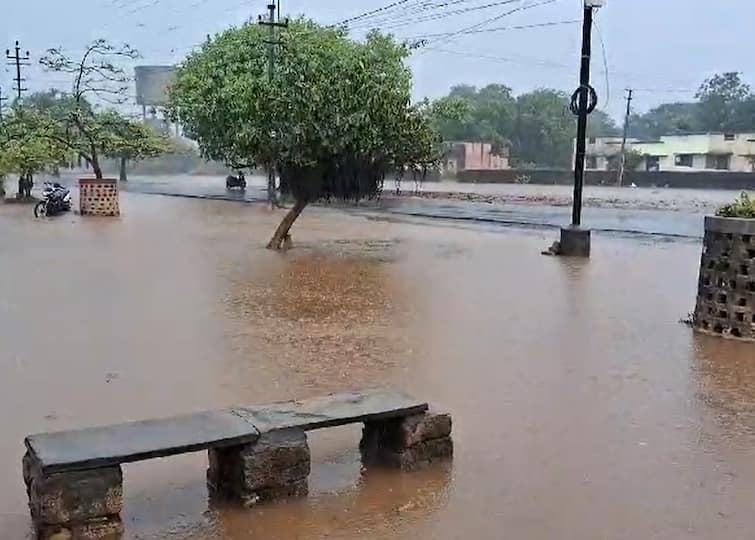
[716,192,755,218]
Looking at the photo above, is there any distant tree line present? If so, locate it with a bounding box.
[429,72,755,168]
[628,73,755,140]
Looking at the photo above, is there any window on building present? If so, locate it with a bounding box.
[675,154,694,167]
[646,156,660,172]
[724,133,736,141]
[706,154,730,170]
[586,156,598,169]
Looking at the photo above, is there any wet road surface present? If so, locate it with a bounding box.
[2,191,755,539]
[111,174,746,240]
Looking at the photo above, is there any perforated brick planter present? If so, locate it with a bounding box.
[694,216,755,341]
[79,178,120,217]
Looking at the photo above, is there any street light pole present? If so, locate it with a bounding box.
[571,3,594,228]
[555,0,603,258]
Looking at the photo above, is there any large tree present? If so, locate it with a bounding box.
[39,40,168,179]
[0,107,69,197]
[100,113,172,181]
[169,20,439,249]
[695,72,752,132]
[513,89,575,168]
[628,102,702,140]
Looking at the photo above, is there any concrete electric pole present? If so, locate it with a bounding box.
[258,3,289,206]
[617,88,633,187]
[5,41,30,100]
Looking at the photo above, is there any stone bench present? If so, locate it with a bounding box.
[23,389,453,539]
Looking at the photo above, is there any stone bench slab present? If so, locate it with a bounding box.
[25,410,261,475]
[24,389,428,475]
[233,389,428,433]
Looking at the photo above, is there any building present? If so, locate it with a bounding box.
[443,142,510,175]
[583,133,755,173]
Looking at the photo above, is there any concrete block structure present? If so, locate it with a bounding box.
[695,216,755,341]
[79,179,120,217]
[360,410,453,471]
[208,430,311,507]
[23,452,123,539]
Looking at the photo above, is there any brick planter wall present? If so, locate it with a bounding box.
[79,178,119,217]
[694,216,755,341]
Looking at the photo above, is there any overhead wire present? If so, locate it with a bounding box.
[347,0,523,31]
[345,0,464,29]
[593,19,610,109]
[405,19,579,39]
[334,0,415,27]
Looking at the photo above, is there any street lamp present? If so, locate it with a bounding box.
[556,0,605,257]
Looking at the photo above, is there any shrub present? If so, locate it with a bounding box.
[716,192,755,218]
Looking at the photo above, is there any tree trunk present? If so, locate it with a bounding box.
[119,157,128,182]
[90,148,103,179]
[266,199,307,250]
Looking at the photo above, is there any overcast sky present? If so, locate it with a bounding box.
[2,0,753,120]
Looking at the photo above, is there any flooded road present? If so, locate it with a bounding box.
[112,174,749,240]
[2,192,755,539]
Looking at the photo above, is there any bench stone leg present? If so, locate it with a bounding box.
[23,451,124,540]
[207,429,310,507]
[360,410,453,471]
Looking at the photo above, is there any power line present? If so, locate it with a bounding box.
[593,19,610,110]
[406,18,579,39]
[422,46,574,70]
[347,0,524,31]
[424,0,559,49]
[343,1,445,30]
[334,0,414,27]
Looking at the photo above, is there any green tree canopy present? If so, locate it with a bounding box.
[169,20,439,249]
[696,72,752,132]
[0,106,69,180]
[427,83,621,168]
[628,73,755,139]
[38,40,168,179]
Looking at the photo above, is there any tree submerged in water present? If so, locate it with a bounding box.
[168,20,442,250]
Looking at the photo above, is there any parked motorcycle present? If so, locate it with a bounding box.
[226,172,247,190]
[34,182,72,218]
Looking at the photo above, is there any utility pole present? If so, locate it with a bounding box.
[0,87,8,121]
[259,3,289,206]
[617,88,633,187]
[5,41,30,100]
[557,0,604,258]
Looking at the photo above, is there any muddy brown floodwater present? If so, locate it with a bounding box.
[2,192,755,539]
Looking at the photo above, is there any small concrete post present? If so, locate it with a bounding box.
[207,429,311,507]
[23,452,124,540]
[559,226,591,257]
[360,411,453,471]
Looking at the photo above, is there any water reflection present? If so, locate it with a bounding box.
[168,464,453,540]
[693,334,755,436]
[222,251,415,399]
